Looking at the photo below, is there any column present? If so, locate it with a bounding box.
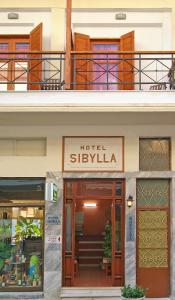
[44,172,63,299]
[125,177,136,286]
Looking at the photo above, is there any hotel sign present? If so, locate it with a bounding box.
[63,136,124,172]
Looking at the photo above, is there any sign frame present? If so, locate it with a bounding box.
[62,136,124,172]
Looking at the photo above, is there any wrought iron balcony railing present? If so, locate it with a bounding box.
[0,50,175,91]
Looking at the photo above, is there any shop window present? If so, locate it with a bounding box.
[139,138,170,171]
[0,138,46,156]
[0,178,45,291]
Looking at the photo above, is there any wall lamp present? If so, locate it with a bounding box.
[127,195,134,208]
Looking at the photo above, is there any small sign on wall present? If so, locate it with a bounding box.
[46,214,60,225]
[46,182,58,203]
[63,136,124,172]
[126,215,135,242]
[46,235,62,244]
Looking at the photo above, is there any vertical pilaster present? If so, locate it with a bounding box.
[44,173,63,298]
[125,177,136,286]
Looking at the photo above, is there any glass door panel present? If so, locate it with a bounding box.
[92,43,119,90]
[14,43,29,91]
[115,204,122,251]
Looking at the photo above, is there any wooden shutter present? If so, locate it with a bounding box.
[74,32,90,90]
[120,31,134,90]
[29,23,43,90]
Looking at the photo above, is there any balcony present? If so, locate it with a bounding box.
[0,50,175,91]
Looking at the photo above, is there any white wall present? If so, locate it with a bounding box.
[72,9,172,51]
[0,124,174,177]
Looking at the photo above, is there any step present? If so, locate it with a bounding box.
[79,257,102,264]
[60,287,121,298]
[78,243,104,250]
[79,248,104,252]
[76,251,104,258]
[79,263,100,268]
[78,249,104,256]
[78,236,104,241]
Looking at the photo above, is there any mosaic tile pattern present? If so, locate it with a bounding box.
[137,179,169,207]
[139,229,168,248]
[139,249,168,268]
[138,210,167,229]
[139,138,170,171]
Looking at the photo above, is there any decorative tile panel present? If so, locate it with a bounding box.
[138,210,167,229]
[138,229,167,248]
[139,249,168,268]
[139,138,170,171]
[137,179,169,207]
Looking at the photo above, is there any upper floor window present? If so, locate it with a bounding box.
[139,138,171,171]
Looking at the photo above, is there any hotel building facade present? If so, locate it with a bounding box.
[0,0,175,299]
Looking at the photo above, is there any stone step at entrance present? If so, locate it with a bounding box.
[60,287,121,299]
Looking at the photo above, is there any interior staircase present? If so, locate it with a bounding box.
[77,235,104,269]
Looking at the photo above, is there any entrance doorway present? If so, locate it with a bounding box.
[63,179,125,287]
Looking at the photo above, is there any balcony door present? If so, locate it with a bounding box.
[0,23,42,91]
[63,179,125,287]
[73,31,134,90]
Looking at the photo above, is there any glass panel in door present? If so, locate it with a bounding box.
[92,44,119,90]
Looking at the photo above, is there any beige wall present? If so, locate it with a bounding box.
[1,0,175,49]
[0,124,174,177]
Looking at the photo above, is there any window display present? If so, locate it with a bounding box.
[0,206,44,290]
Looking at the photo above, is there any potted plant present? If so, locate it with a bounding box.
[121,285,146,300]
[103,221,112,263]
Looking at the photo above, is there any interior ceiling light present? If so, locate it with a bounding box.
[84,203,97,207]
[27,207,35,217]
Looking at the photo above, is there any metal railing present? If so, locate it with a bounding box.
[0,50,175,91]
[71,51,175,91]
[0,51,65,91]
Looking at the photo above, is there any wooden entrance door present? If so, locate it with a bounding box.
[73,31,134,90]
[63,179,125,287]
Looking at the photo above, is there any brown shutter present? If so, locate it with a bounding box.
[29,23,43,90]
[120,31,134,90]
[74,32,90,90]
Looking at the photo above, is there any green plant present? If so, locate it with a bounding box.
[103,223,112,258]
[0,241,14,272]
[121,285,146,298]
[15,217,42,242]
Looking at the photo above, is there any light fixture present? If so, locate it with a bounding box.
[127,195,134,208]
[27,207,35,217]
[115,13,127,20]
[84,203,97,208]
[8,12,19,20]
[20,209,27,218]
